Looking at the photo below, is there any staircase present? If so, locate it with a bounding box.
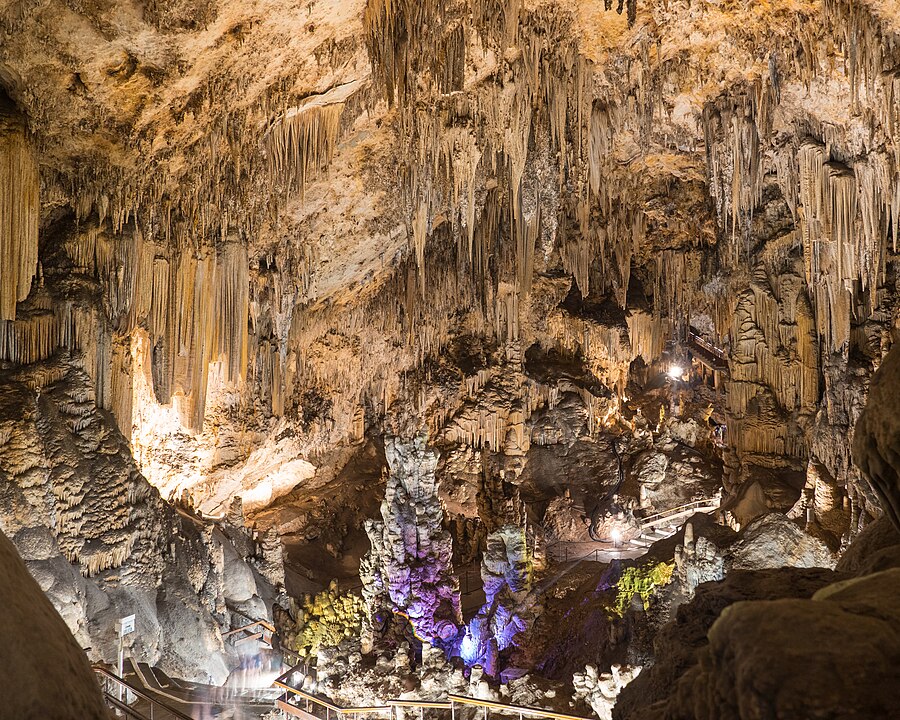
[627,498,721,550]
[547,497,720,563]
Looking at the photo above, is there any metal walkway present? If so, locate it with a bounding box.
[273,672,595,720]
[546,497,720,563]
[95,659,278,719]
[95,665,194,720]
[687,328,728,372]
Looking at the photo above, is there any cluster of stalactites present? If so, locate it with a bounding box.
[824,0,900,115]
[364,0,468,108]
[0,104,39,322]
[0,220,250,434]
[143,241,250,431]
[264,81,365,197]
[703,72,779,263]
[363,0,594,299]
[701,13,900,356]
[793,141,896,353]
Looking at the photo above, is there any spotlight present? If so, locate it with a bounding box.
[460,630,478,665]
[667,365,684,379]
[611,528,622,547]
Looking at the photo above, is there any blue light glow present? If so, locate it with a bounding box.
[459,628,479,665]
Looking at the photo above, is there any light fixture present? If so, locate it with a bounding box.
[667,365,684,379]
[611,528,622,547]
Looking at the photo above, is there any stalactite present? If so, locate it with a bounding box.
[796,140,893,352]
[559,227,594,297]
[515,204,539,297]
[364,0,457,108]
[547,307,634,395]
[169,252,218,431]
[412,204,429,297]
[824,0,900,114]
[265,83,353,196]
[0,104,39,322]
[267,100,343,193]
[702,76,775,259]
[626,310,665,364]
[215,242,249,384]
[725,251,819,470]
[0,309,58,365]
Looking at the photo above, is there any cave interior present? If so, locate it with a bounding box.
[1,1,900,719]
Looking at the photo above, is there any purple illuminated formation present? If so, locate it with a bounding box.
[361,438,462,646]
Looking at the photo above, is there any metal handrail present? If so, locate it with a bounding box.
[103,693,151,720]
[687,329,727,361]
[388,700,453,709]
[639,498,718,526]
[448,694,593,720]
[93,666,194,720]
[543,498,720,563]
[273,671,594,720]
[274,675,391,715]
[226,604,278,634]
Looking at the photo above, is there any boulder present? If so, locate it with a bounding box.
[0,528,107,719]
[730,513,836,571]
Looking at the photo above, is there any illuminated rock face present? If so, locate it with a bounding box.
[2,0,899,537]
[0,355,283,683]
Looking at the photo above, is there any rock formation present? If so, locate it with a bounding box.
[0,527,107,720]
[3,0,900,715]
[362,437,461,645]
[853,343,900,530]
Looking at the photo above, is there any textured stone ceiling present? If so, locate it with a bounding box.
[1,0,899,524]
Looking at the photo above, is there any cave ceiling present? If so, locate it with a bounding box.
[1,0,899,523]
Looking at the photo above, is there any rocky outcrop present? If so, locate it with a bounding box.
[0,355,282,683]
[614,567,845,720]
[618,510,900,720]
[853,343,900,530]
[730,513,836,571]
[656,569,900,720]
[574,664,641,720]
[0,527,107,719]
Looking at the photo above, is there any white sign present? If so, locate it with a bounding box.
[116,614,136,636]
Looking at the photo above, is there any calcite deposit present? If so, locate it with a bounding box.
[3,0,900,717]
